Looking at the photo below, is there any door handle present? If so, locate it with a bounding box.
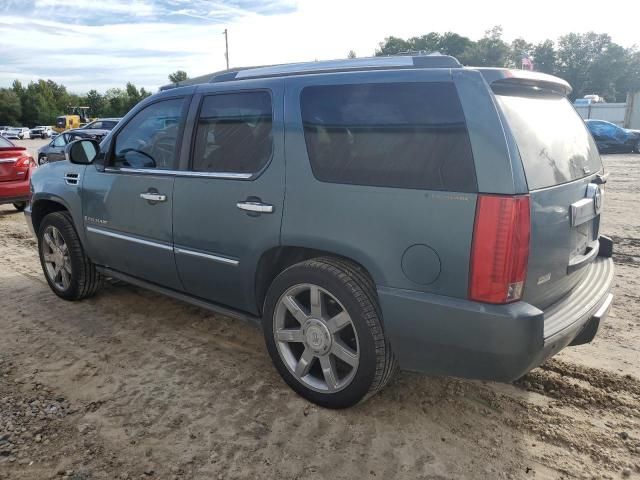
[236,201,274,214]
[140,192,167,202]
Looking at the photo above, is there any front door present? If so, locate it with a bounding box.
[172,82,285,313]
[82,96,190,291]
[45,134,68,163]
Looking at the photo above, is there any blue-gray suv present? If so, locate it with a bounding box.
[25,55,614,408]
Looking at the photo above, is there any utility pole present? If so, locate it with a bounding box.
[223,29,229,70]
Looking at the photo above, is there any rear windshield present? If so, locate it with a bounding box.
[495,91,602,190]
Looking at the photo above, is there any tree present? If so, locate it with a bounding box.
[0,89,22,125]
[168,70,189,84]
[347,50,356,59]
[466,26,510,67]
[533,40,557,74]
[84,90,105,117]
[508,38,534,69]
[375,36,411,56]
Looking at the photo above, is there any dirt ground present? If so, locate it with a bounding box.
[0,151,639,480]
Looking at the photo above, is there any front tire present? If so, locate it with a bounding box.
[38,155,48,166]
[37,211,102,300]
[263,257,396,408]
[13,202,26,211]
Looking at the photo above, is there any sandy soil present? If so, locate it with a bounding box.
[0,154,639,480]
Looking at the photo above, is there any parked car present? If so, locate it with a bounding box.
[26,56,614,408]
[30,126,53,139]
[5,127,31,139]
[0,126,11,136]
[81,118,121,131]
[585,119,640,153]
[36,129,105,165]
[0,135,36,211]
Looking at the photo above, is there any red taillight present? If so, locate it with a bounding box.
[15,155,34,168]
[469,195,530,304]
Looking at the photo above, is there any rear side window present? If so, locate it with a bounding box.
[300,82,477,192]
[495,91,602,190]
[192,91,272,174]
[0,136,12,147]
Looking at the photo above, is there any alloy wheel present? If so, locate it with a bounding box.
[273,283,360,393]
[41,225,72,291]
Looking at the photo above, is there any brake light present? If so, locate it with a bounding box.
[469,195,530,304]
[15,155,35,168]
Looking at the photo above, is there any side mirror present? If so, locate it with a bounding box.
[66,139,99,165]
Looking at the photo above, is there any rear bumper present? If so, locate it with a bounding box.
[0,178,30,205]
[378,256,614,382]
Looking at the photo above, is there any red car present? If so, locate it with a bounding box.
[0,135,36,211]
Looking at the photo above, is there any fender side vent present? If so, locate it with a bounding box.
[64,172,79,185]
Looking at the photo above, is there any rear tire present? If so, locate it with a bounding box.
[262,257,396,408]
[37,211,102,300]
[12,202,26,211]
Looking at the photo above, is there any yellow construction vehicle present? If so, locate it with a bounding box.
[54,107,95,133]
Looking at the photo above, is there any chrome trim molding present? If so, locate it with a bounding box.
[104,167,252,180]
[174,247,239,266]
[86,226,174,251]
[236,201,274,213]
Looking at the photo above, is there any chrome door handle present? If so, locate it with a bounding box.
[140,192,167,202]
[236,201,274,213]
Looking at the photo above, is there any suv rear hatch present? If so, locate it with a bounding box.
[493,82,604,310]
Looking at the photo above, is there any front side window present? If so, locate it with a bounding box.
[112,98,186,170]
[300,82,477,191]
[191,91,272,174]
[53,134,66,147]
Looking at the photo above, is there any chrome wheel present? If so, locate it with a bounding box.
[41,225,72,291]
[273,283,360,393]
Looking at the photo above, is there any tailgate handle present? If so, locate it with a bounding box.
[567,240,600,274]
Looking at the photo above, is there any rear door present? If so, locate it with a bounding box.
[494,88,604,309]
[172,81,285,313]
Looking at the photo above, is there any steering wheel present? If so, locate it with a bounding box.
[119,148,156,168]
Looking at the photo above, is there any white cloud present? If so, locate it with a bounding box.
[0,0,638,93]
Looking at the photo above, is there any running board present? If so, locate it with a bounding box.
[96,266,261,327]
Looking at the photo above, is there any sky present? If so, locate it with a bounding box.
[0,0,639,93]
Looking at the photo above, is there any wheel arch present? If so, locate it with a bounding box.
[31,196,71,236]
[254,245,379,316]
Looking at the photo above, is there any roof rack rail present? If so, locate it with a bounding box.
[160,54,461,90]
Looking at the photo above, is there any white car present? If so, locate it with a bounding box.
[5,127,31,139]
[0,126,11,136]
[29,126,53,138]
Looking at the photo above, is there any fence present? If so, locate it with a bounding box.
[574,92,640,128]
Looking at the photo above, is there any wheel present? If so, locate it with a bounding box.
[262,257,396,408]
[38,155,48,166]
[37,211,102,300]
[12,202,26,211]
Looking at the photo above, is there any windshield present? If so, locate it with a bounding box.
[495,90,602,190]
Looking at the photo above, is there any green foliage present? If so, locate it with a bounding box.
[347,50,357,59]
[0,89,22,125]
[168,70,189,84]
[376,28,638,102]
[0,79,153,127]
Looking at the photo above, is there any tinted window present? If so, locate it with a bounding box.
[0,136,12,148]
[113,98,186,169]
[300,82,476,191]
[496,91,602,190]
[103,121,118,130]
[192,92,272,174]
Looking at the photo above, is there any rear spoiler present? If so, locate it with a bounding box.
[475,68,572,96]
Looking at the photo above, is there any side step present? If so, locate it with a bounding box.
[96,266,261,327]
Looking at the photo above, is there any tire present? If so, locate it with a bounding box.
[12,202,26,211]
[262,257,397,408]
[38,155,48,166]
[37,211,102,301]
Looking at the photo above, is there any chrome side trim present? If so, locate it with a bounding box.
[174,247,239,266]
[0,158,18,164]
[86,226,173,251]
[103,167,252,180]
